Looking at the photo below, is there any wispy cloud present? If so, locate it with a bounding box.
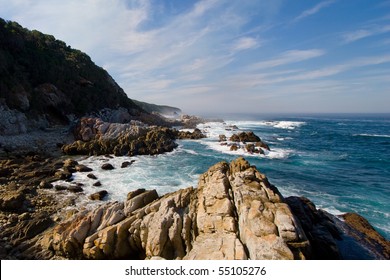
[1,0,389,113]
[249,49,326,70]
[272,54,390,82]
[293,0,335,23]
[342,25,390,43]
[231,37,260,52]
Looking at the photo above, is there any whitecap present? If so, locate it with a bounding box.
[263,148,293,159]
[321,206,346,216]
[199,138,293,160]
[183,149,199,155]
[354,134,390,138]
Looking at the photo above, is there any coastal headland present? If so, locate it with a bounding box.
[0,18,389,260]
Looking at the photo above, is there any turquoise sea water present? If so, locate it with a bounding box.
[62,114,390,240]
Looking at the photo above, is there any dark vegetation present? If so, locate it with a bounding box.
[0,18,146,124]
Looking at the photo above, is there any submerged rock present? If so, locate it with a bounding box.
[0,191,25,212]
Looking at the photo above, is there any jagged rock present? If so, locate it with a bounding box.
[55,185,68,191]
[245,144,264,154]
[0,191,25,212]
[230,144,238,151]
[101,163,114,170]
[0,103,28,135]
[62,118,178,156]
[87,173,98,180]
[229,131,264,143]
[121,161,131,168]
[43,158,310,260]
[285,196,341,259]
[89,190,108,201]
[219,134,227,142]
[239,131,260,142]
[39,181,53,189]
[68,185,83,193]
[341,213,390,259]
[124,189,158,216]
[10,214,53,242]
[63,159,78,167]
[180,115,206,129]
[256,141,270,151]
[93,181,102,187]
[185,161,247,260]
[75,164,92,172]
[229,134,240,142]
[54,170,72,180]
[176,128,206,140]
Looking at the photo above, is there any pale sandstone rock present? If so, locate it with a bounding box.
[44,157,310,260]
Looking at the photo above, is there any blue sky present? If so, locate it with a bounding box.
[1,0,390,114]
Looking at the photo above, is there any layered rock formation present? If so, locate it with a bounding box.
[1,157,389,260]
[42,158,310,259]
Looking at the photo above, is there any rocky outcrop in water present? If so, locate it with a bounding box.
[176,128,206,140]
[61,117,210,156]
[61,117,178,156]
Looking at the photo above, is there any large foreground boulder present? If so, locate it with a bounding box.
[43,158,310,259]
[3,157,389,260]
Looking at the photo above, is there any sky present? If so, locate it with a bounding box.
[1,0,390,115]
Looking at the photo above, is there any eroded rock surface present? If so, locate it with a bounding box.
[42,158,310,260]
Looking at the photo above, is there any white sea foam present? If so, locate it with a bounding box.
[199,138,292,160]
[198,120,305,138]
[354,134,390,138]
[53,151,200,204]
[196,120,296,159]
[321,206,346,216]
[183,148,199,155]
[272,121,306,129]
[226,120,305,130]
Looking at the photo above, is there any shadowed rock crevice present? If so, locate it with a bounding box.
[40,158,311,260]
[1,156,389,260]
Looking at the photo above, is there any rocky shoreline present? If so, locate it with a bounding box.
[0,118,389,260]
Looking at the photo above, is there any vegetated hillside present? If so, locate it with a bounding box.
[0,18,163,128]
[133,99,182,116]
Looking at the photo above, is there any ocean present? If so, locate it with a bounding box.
[54,114,390,240]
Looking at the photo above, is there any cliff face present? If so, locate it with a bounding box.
[0,18,170,134]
